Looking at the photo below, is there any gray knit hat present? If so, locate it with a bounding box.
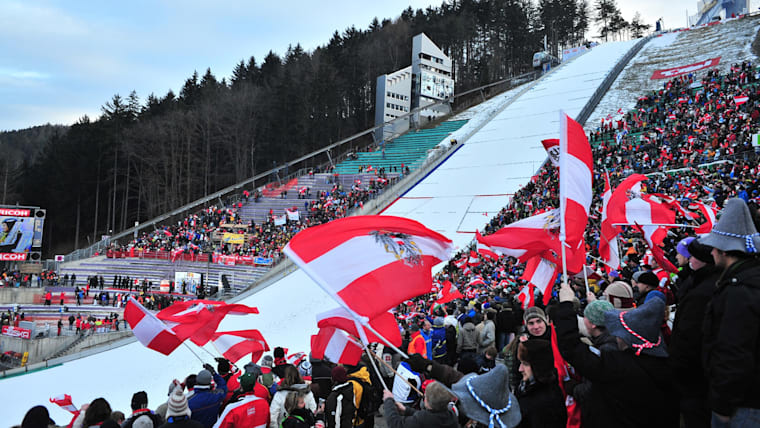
[699,198,760,253]
[450,365,521,427]
[166,385,191,418]
[523,307,548,325]
[604,298,667,358]
[196,369,212,386]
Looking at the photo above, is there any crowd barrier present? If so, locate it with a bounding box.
[105,249,274,267]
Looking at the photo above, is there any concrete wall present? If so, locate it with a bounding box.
[0,331,131,364]
[0,287,43,304]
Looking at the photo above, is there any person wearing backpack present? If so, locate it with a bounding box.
[346,364,375,427]
[325,366,355,428]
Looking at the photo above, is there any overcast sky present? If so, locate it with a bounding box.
[0,0,756,131]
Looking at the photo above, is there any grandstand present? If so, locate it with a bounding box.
[4,14,760,424]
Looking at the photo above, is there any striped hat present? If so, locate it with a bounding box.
[166,385,191,418]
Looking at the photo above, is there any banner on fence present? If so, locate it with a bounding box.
[222,233,246,245]
[651,57,721,80]
[286,208,300,221]
[274,215,286,226]
[2,325,31,339]
[254,257,274,265]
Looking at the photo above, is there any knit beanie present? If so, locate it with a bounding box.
[239,373,256,392]
[636,272,659,288]
[130,391,148,411]
[603,281,635,309]
[331,366,348,384]
[523,306,548,325]
[584,300,614,327]
[687,239,714,264]
[196,369,212,386]
[166,386,191,418]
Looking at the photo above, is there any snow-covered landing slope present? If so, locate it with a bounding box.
[1,40,637,425]
[587,15,760,129]
[382,40,639,251]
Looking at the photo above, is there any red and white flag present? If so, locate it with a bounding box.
[541,138,560,167]
[468,276,486,288]
[517,284,535,309]
[311,327,364,365]
[476,241,499,261]
[475,213,561,262]
[692,201,719,235]
[467,250,481,267]
[607,174,675,228]
[50,394,78,414]
[634,224,678,273]
[436,280,464,304]
[287,352,308,366]
[157,300,259,346]
[283,215,453,319]
[211,330,269,363]
[124,297,182,355]
[521,257,559,305]
[599,172,621,270]
[735,95,749,105]
[559,112,593,251]
[316,307,402,346]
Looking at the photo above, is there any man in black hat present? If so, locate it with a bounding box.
[122,390,163,428]
[669,238,721,428]
[699,198,760,425]
[632,271,660,306]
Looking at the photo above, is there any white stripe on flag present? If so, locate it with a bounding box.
[563,154,593,211]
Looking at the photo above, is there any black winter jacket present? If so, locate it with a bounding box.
[382,398,458,428]
[325,382,355,428]
[515,379,567,428]
[554,301,678,428]
[669,264,721,398]
[702,258,760,417]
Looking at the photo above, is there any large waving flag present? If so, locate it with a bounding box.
[311,327,364,365]
[283,215,453,319]
[475,212,562,262]
[124,297,183,355]
[436,280,464,305]
[211,330,269,364]
[692,201,719,235]
[316,307,402,347]
[157,300,259,346]
[634,224,678,273]
[559,112,593,251]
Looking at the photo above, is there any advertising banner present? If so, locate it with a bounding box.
[651,57,721,80]
[174,272,202,294]
[222,233,246,245]
[2,325,31,339]
[420,71,454,100]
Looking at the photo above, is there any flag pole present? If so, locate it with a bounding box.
[558,110,569,287]
[361,344,389,390]
[582,260,590,296]
[366,349,423,396]
[182,342,205,363]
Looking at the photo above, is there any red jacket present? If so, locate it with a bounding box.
[215,393,269,428]
[407,331,427,358]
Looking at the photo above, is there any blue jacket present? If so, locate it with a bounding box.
[431,326,447,360]
[421,329,433,359]
[188,373,227,428]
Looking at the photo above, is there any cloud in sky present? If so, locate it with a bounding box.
[0,0,752,131]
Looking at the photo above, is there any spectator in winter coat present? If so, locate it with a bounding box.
[381,380,458,428]
[158,386,203,428]
[406,324,427,358]
[420,320,433,359]
[214,373,270,428]
[325,366,355,428]
[188,366,227,428]
[632,271,660,307]
[477,311,496,353]
[554,282,678,428]
[430,317,448,363]
[346,364,374,427]
[280,391,316,428]
[669,238,721,428]
[699,198,760,426]
[269,366,317,428]
[456,316,478,355]
[515,339,567,427]
[122,391,163,428]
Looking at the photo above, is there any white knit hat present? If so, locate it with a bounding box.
[166,385,191,418]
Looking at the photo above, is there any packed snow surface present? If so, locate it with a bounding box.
[2,40,637,423]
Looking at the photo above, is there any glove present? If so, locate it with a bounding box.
[404,353,432,374]
[203,363,215,374]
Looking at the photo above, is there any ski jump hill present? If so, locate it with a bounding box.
[4,15,760,423]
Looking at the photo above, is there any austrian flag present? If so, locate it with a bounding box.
[559,112,593,249]
[124,297,182,355]
[311,327,364,365]
[211,330,269,363]
[283,216,453,319]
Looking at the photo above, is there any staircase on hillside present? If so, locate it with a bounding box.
[48,331,92,360]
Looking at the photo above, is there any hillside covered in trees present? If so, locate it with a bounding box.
[1,0,644,255]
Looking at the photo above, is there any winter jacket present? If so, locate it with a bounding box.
[347,365,373,426]
[157,416,204,428]
[213,393,269,428]
[496,308,517,335]
[269,384,316,428]
[702,258,760,417]
[430,326,447,361]
[457,321,478,353]
[122,409,163,428]
[325,382,355,428]
[421,329,433,358]
[477,319,495,352]
[311,360,334,401]
[515,379,567,428]
[280,408,315,428]
[407,331,427,358]
[554,301,678,428]
[381,398,458,428]
[669,264,721,399]
[188,373,228,428]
